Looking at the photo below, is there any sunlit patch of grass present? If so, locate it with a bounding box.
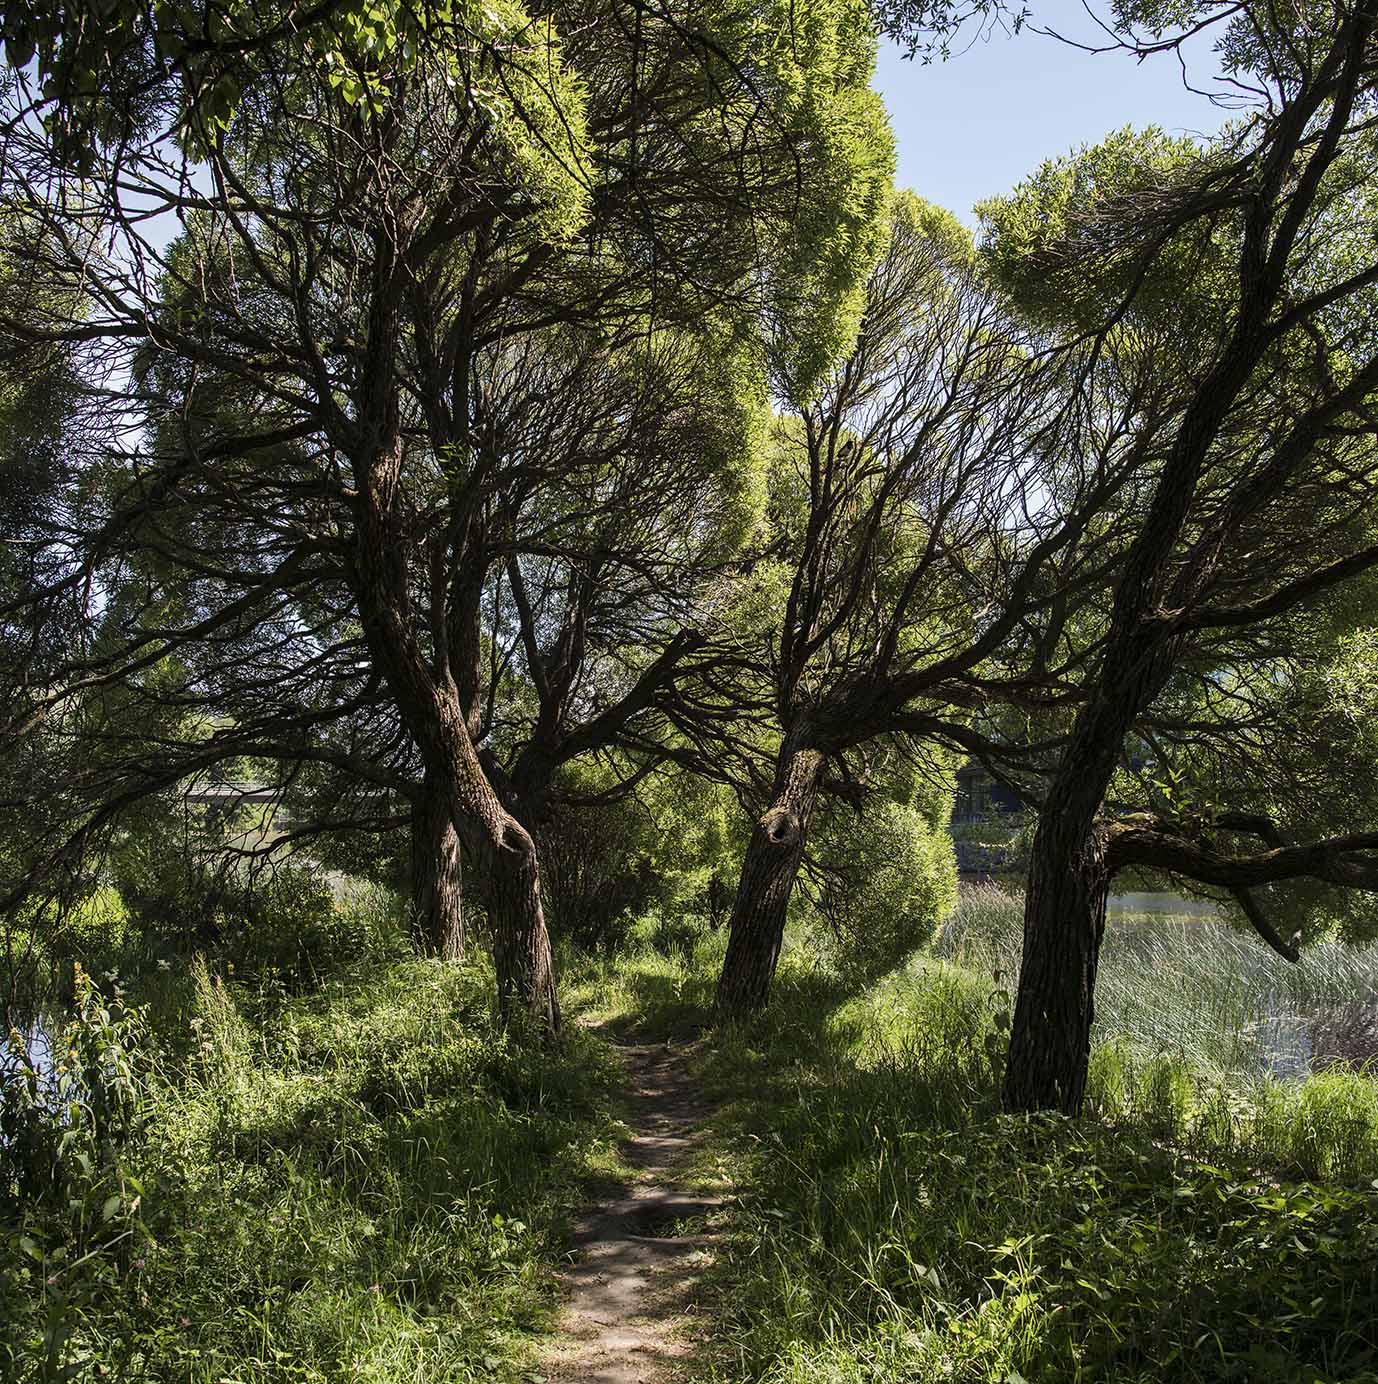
[3,952,621,1383]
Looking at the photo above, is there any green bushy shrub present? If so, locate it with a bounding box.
[106,802,250,950]
[108,796,399,988]
[216,869,395,991]
[539,763,741,954]
[804,799,959,981]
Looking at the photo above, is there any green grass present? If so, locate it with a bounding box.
[3,949,621,1383]
[570,915,1378,1384]
[10,891,1378,1383]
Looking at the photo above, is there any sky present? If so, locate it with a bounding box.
[872,5,1232,225]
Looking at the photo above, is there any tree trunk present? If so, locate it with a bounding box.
[410,773,464,961]
[475,824,561,1033]
[350,440,561,1033]
[1001,622,1177,1113]
[1002,816,1110,1114]
[715,734,824,1020]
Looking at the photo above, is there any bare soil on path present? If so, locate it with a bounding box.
[541,1037,725,1384]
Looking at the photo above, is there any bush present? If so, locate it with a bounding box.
[109,797,400,989]
[538,764,742,954]
[106,800,249,950]
[804,798,959,981]
[217,869,394,991]
[1,964,147,1207]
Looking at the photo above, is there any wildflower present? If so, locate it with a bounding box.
[157,959,171,972]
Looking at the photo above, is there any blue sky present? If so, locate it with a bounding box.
[872,9,1231,225]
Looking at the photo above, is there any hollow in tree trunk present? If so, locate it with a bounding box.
[715,735,824,1020]
[409,774,465,961]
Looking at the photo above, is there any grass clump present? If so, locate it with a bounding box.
[585,922,1378,1384]
[2,948,619,1383]
[717,1084,1378,1383]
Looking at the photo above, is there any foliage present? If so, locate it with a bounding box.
[1,963,146,1203]
[538,762,743,954]
[803,794,958,981]
[103,806,398,990]
[717,1082,1378,1383]
[1,951,619,1382]
[978,124,1225,331]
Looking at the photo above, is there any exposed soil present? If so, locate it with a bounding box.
[542,1038,724,1384]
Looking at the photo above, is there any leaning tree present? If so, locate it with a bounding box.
[707,190,1172,1018]
[979,0,1378,1114]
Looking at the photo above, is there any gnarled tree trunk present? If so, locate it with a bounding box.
[474,821,561,1032]
[409,772,464,961]
[715,732,824,1020]
[351,433,561,1032]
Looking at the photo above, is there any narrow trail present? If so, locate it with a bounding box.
[542,1038,725,1384]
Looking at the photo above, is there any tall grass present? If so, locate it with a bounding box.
[563,900,1378,1384]
[943,882,1378,1071]
[3,950,621,1383]
[935,883,1378,1179]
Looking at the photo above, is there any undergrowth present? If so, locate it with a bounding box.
[569,917,1378,1384]
[2,949,618,1383]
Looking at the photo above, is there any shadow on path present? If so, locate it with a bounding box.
[542,1038,723,1384]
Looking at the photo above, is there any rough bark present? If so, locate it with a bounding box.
[715,733,825,1020]
[1002,632,1173,1114]
[1001,590,1181,1114]
[409,773,465,961]
[475,824,561,1033]
[1002,816,1111,1114]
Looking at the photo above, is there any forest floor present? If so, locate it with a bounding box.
[541,1032,727,1384]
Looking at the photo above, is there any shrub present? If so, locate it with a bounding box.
[539,764,741,954]
[805,799,959,981]
[217,869,388,991]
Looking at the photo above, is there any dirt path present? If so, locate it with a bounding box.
[542,1039,723,1384]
